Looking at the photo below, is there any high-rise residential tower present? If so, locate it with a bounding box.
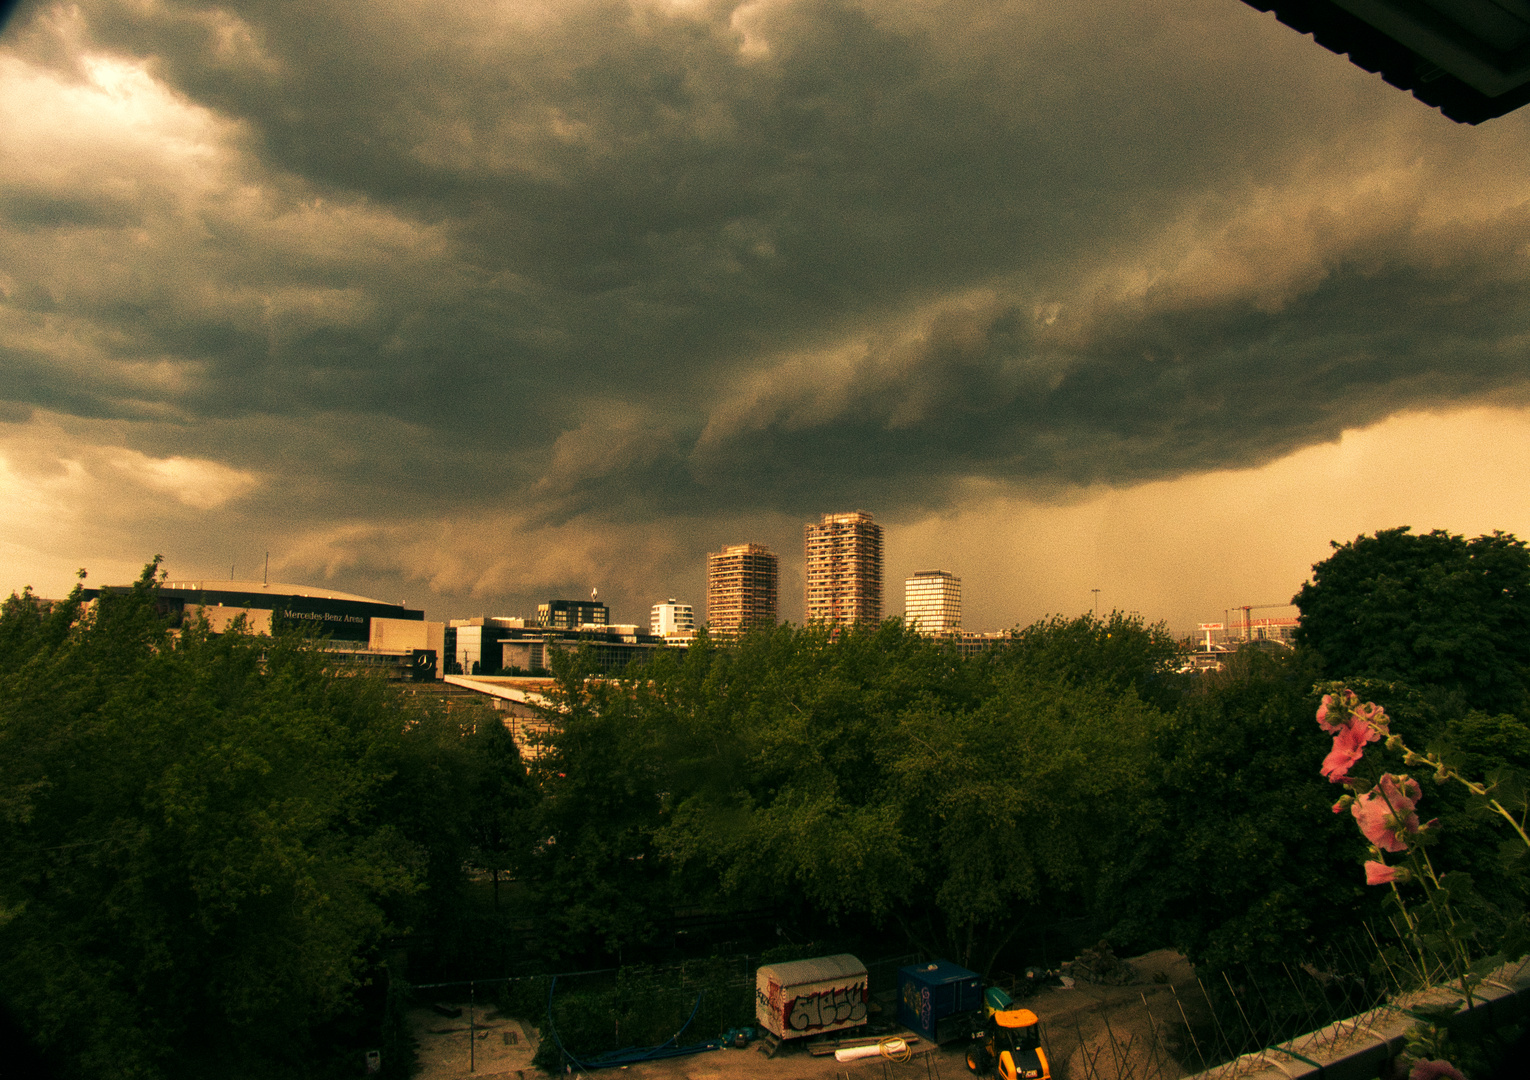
[904,570,961,635]
[804,511,883,627]
[706,543,779,635]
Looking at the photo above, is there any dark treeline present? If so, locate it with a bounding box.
[0,562,526,1080]
[5,527,1530,1078]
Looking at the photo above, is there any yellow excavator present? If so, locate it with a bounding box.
[964,987,1050,1080]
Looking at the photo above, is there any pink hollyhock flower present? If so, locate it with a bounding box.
[1351,774,1422,852]
[1315,690,1358,733]
[1365,861,1401,885]
[1321,716,1379,782]
[1355,701,1390,733]
[1408,1061,1465,1080]
[1317,690,1388,741]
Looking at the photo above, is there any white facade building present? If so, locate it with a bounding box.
[904,570,961,635]
[651,599,696,638]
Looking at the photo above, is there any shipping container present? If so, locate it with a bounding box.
[897,960,983,1043]
[754,954,869,1040]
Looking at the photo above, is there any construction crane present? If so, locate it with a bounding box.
[1233,603,1296,643]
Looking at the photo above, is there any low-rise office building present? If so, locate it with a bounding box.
[651,599,695,638]
[86,579,446,679]
[446,616,670,676]
[537,599,610,629]
[953,630,1012,657]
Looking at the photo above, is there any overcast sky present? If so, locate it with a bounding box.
[4,0,1530,633]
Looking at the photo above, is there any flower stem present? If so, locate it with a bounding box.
[1488,798,1530,852]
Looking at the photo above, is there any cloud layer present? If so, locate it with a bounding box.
[3,0,1530,624]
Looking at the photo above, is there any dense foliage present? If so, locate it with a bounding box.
[1107,647,1371,969]
[1294,527,1530,714]
[0,564,520,1080]
[11,528,1530,1077]
[1293,529,1530,959]
[514,616,1178,973]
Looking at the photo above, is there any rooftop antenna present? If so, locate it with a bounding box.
[264,551,269,586]
[1091,588,1100,618]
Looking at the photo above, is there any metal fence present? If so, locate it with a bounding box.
[1017,931,1530,1080]
[1000,941,1393,1080]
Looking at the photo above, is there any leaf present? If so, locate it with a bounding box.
[1487,767,1529,813]
[1497,915,1530,962]
[1437,870,1477,905]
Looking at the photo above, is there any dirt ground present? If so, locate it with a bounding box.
[408,1004,540,1080]
[1029,949,1201,1080]
[407,949,1201,1080]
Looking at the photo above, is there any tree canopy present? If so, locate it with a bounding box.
[502,616,1179,973]
[1105,647,1370,969]
[1293,527,1530,713]
[0,564,520,1079]
[27,548,1530,1074]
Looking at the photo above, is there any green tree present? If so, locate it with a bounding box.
[513,646,684,958]
[0,563,460,1079]
[888,669,1161,970]
[996,610,1188,712]
[464,711,531,911]
[1105,648,1369,969]
[1294,528,1530,714]
[643,618,1168,971]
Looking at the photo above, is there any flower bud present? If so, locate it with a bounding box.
[1386,734,1404,751]
[1332,795,1354,814]
[1365,861,1411,886]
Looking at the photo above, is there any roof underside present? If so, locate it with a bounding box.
[1245,0,1530,122]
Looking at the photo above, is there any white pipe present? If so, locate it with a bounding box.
[835,1039,907,1062]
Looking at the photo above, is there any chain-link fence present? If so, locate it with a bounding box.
[1024,936,1416,1080]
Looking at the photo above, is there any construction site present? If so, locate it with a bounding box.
[1188,604,1298,673]
[397,940,1530,1080]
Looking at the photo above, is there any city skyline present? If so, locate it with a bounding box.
[13,409,1530,637]
[5,3,1530,636]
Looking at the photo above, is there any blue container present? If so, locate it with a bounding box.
[897,960,983,1043]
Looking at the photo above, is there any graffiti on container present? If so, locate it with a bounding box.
[901,981,932,1028]
[758,979,782,1017]
[786,982,868,1031]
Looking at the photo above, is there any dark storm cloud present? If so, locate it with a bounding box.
[3,0,1530,564]
[689,199,1530,512]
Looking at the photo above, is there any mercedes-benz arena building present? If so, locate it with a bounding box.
[90,580,445,680]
